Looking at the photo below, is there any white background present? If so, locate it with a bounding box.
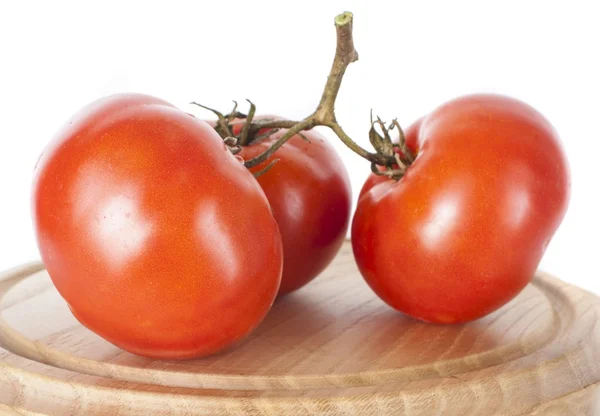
[1,1,598,295]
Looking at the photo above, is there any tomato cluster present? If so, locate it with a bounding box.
[31,14,569,360]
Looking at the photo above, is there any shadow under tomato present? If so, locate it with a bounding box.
[111,291,521,382]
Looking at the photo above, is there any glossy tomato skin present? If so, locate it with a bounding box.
[352,94,570,324]
[32,94,283,359]
[232,119,352,295]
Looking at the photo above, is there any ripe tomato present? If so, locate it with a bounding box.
[231,119,352,295]
[352,94,570,323]
[32,94,283,359]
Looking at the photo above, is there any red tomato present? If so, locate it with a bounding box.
[352,94,570,323]
[32,94,283,359]
[231,119,352,295]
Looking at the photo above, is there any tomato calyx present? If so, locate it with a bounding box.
[368,116,415,180]
[189,101,282,178]
[189,101,247,143]
[191,100,287,148]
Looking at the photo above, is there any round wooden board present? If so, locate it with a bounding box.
[0,243,599,415]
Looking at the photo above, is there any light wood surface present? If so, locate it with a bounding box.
[0,242,599,415]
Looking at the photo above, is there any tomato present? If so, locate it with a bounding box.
[352,94,570,323]
[230,118,352,295]
[32,93,283,359]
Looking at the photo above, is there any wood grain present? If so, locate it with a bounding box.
[0,242,598,415]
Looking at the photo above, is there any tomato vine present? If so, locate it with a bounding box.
[193,12,415,180]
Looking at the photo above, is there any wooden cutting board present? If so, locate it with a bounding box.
[0,242,599,415]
